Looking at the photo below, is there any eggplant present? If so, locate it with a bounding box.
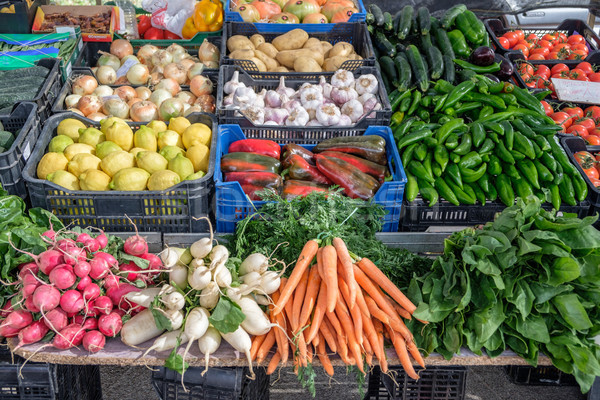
[470,46,495,66]
[494,54,514,81]
[484,73,500,83]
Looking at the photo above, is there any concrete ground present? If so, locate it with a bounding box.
[100,365,586,400]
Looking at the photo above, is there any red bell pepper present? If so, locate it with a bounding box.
[143,27,164,40]
[164,30,181,39]
[318,151,389,183]
[315,154,381,200]
[282,180,329,200]
[282,154,332,185]
[137,15,151,36]
[221,152,280,174]
[228,139,280,159]
[313,136,388,165]
[282,143,315,164]
[241,184,276,201]
[224,171,283,189]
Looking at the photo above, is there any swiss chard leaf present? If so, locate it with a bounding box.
[208,296,245,333]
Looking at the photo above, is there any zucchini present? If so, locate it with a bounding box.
[442,54,456,84]
[432,24,456,60]
[383,11,393,31]
[425,45,444,80]
[417,7,431,35]
[393,10,402,35]
[374,30,397,58]
[441,3,467,29]
[366,12,375,26]
[397,5,413,39]
[378,62,392,94]
[369,4,385,27]
[420,32,433,52]
[379,56,398,86]
[406,45,429,92]
[394,53,412,91]
[396,43,407,53]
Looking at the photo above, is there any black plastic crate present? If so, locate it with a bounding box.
[221,22,375,77]
[365,367,391,400]
[22,112,216,233]
[505,365,577,386]
[485,18,600,64]
[0,102,41,199]
[51,68,219,120]
[380,366,467,400]
[217,64,391,133]
[152,366,269,400]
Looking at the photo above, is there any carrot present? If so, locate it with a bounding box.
[361,310,388,373]
[310,330,320,348]
[266,351,281,375]
[321,245,338,313]
[372,318,385,350]
[338,277,363,345]
[296,328,308,367]
[333,237,356,308]
[305,279,328,344]
[406,339,426,368]
[298,267,322,329]
[385,293,412,320]
[336,330,352,365]
[250,333,267,361]
[256,329,276,364]
[325,311,344,342]
[273,239,319,316]
[319,319,337,353]
[386,325,419,380]
[363,336,373,366]
[335,298,364,374]
[270,290,289,364]
[364,294,390,325]
[306,343,314,364]
[357,257,417,314]
[316,248,324,280]
[292,267,310,331]
[354,285,371,319]
[316,333,334,376]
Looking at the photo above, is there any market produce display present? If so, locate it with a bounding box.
[35,116,210,191]
[137,15,182,41]
[546,103,600,145]
[573,149,600,188]
[0,65,52,111]
[229,0,359,24]
[516,61,599,94]
[495,29,590,61]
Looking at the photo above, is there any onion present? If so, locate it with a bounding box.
[149,89,172,107]
[130,101,158,122]
[96,66,117,85]
[72,75,98,96]
[149,72,164,86]
[151,50,173,67]
[163,63,188,85]
[115,76,129,85]
[120,54,139,66]
[87,112,107,122]
[194,94,215,113]
[203,61,219,69]
[114,86,137,103]
[94,85,114,98]
[166,44,186,56]
[77,95,102,116]
[156,78,181,96]
[137,44,159,65]
[190,75,213,97]
[135,87,152,101]
[126,64,150,85]
[184,105,204,117]
[176,91,197,105]
[128,98,142,108]
[110,39,133,59]
[172,52,189,63]
[159,98,185,121]
[102,98,130,119]
[67,108,85,116]
[65,94,82,109]
[96,52,120,71]
[183,103,191,113]
[179,58,195,71]
[198,39,220,63]
[187,63,205,80]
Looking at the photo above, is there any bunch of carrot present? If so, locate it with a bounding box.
[248,237,426,379]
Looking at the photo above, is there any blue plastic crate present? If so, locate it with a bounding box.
[224,0,366,26]
[215,124,406,233]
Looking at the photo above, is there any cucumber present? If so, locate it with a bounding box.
[425,45,444,80]
[379,56,398,86]
[441,3,467,29]
[393,10,402,34]
[366,12,375,26]
[406,45,429,92]
[442,54,456,84]
[369,4,385,26]
[417,7,431,35]
[397,5,414,39]
[432,24,456,60]
[394,53,412,91]
[374,30,397,58]
[420,32,433,52]
[383,11,393,31]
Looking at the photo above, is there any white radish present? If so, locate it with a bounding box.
[165,309,184,330]
[259,270,282,294]
[237,296,274,336]
[199,282,220,310]
[169,264,188,289]
[188,266,211,290]
[142,330,189,357]
[226,284,257,302]
[121,309,165,346]
[197,326,221,374]
[189,258,204,269]
[160,248,180,268]
[239,253,268,275]
[213,262,232,288]
[220,327,254,379]
[180,307,210,389]
[241,271,261,286]
[190,238,213,259]
[254,294,270,306]
[162,291,185,311]
[124,288,161,308]
[209,245,229,263]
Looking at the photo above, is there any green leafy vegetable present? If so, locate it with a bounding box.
[208,296,245,333]
[150,296,173,331]
[164,338,188,375]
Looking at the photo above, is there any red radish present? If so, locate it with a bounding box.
[56,238,77,252]
[14,320,49,349]
[33,285,60,312]
[98,312,123,337]
[53,324,86,349]
[104,274,120,289]
[1,309,33,330]
[74,260,91,278]
[89,257,109,280]
[24,296,40,312]
[106,283,140,309]
[42,229,56,241]
[139,253,162,275]
[93,296,113,315]
[112,309,126,318]
[96,233,108,249]
[73,315,98,330]
[62,246,86,266]
[18,262,38,278]
[35,249,64,275]
[0,323,20,337]
[123,231,148,256]
[0,299,13,317]
[76,233,92,244]
[60,290,85,314]
[43,308,68,332]
[49,266,77,290]
[85,306,100,317]
[83,330,106,353]
[22,272,41,298]
[120,262,141,281]
[84,238,100,253]
[77,275,92,291]
[94,252,117,268]
[83,283,101,301]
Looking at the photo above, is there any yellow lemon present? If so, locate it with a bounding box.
[37,152,68,179]
[48,135,74,153]
[168,116,191,135]
[68,153,101,177]
[186,144,210,172]
[63,143,95,161]
[100,150,135,177]
[57,118,86,141]
[47,170,79,191]
[157,130,183,149]
[79,170,111,191]
[109,168,150,191]
[182,123,211,149]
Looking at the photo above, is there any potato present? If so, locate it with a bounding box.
[257,42,278,59]
[321,41,333,57]
[350,54,363,60]
[227,35,255,52]
[250,57,267,72]
[276,49,324,69]
[272,66,290,72]
[294,57,322,73]
[271,29,309,51]
[303,38,322,49]
[229,49,255,60]
[250,34,265,48]
[323,56,351,72]
[254,49,278,71]
[328,42,354,58]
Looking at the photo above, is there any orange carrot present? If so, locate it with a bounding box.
[361,311,388,374]
[267,352,281,375]
[363,336,373,366]
[291,267,310,331]
[270,290,289,364]
[298,267,322,329]
[250,334,267,361]
[354,285,371,320]
[311,330,320,348]
[319,319,337,353]
[306,343,314,364]
[386,293,412,320]
[296,329,308,367]
[273,239,319,316]
[256,330,276,364]
[336,330,351,364]
[305,279,328,344]
[316,333,334,376]
[386,326,419,380]
[325,311,344,342]
[357,257,417,314]
[372,318,385,350]
[321,245,338,313]
[364,294,390,325]
[333,237,356,308]
[335,298,365,374]
[406,339,425,369]
[338,277,363,345]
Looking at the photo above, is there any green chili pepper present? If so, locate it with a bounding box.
[476,78,489,94]
[442,80,476,111]
[418,179,439,206]
[447,29,470,58]
[513,131,536,159]
[454,102,481,115]
[461,163,487,183]
[488,155,502,175]
[390,111,404,127]
[454,59,501,73]
[500,121,514,150]
[531,140,543,158]
[487,131,499,144]
[477,173,491,194]
[434,145,449,171]
[534,135,551,152]
[503,163,519,179]
[434,177,460,205]
[479,105,494,120]
[446,163,464,190]
[433,94,449,113]
[407,90,422,116]
[458,151,482,169]
[483,122,504,136]
[572,172,588,202]
[432,163,443,177]
[449,153,460,164]
[396,128,434,150]
[496,174,515,206]
[402,143,417,166]
[496,140,515,164]
[464,92,507,109]
[400,96,412,112]
[434,79,454,94]
[446,177,476,204]
[420,95,433,108]
[497,92,517,106]
[436,118,465,144]
[470,122,486,148]
[503,82,515,93]
[511,119,536,139]
[390,89,412,112]
[550,184,561,210]
[479,138,495,153]
[468,182,486,204]
[533,159,553,182]
[549,136,578,176]
[417,108,430,121]
[393,117,417,140]
[424,137,438,148]
[518,159,540,190]
[512,86,546,116]
[406,173,419,202]
[453,133,472,156]
[511,150,526,161]
[559,175,577,206]
[408,160,435,184]
[414,142,428,161]
[512,175,534,199]
[445,133,460,150]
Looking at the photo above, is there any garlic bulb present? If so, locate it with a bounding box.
[355,74,378,95]
[243,105,265,125]
[307,119,321,126]
[331,87,358,105]
[316,104,341,126]
[264,108,290,125]
[358,93,376,104]
[232,86,257,108]
[337,115,352,126]
[253,89,266,108]
[283,98,302,113]
[276,76,295,98]
[331,69,355,88]
[224,70,245,95]
[362,96,380,116]
[300,86,323,110]
[264,90,282,108]
[223,93,235,107]
[341,99,364,123]
[285,107,309,126]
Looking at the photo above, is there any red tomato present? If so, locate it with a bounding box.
[518,63,534,76]
[526,33,539,42]
[143,27,164,40]
[589,72,600,82]
[563,107,584,120]
[514,29,525,40]
[547,51,562,60]
[551,112,574,129]
[552,43,571,53]
[541,101,554,116]
[137,15,151,36]
[503,32,519,47]
[537,39,552,49]
[555,32,568,43]
[577,118,596,133]
[551,73,569,80]
[535,65,551,79]
[576,62,594,75]
[498,36,510,49]
[584,166,600,180]
[589,128,600,137]
[542,33,557,42]
[570,68,587,79]
[588,177,600,187]
[517,39,535,50]
[568,124,589,137]
[567,34,585,45]
[585,106,600,120]
[587,136,600,146]
[513,44,529,57]
[528,53,546,60]
[535,77,550,89]
[524,75,537,87]
[569,49,588,60]
[551,63,570,75]
[575,150,595,165]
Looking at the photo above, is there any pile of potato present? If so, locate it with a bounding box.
[226,28,363,73]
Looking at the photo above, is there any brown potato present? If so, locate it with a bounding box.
[294,57,322,73]
[320,41,333,56]
[229,49,255,60]
[257,42,278,59]
[227,35,255,52]
[276,49,324,69]
[303,38,322,49]
[328,42,354,58]
[323,56,351,72]
[250,34,265,48]
[272,66,290,72]
[254,49,278,71]
[271,29,309,51]
[250,57,267,72]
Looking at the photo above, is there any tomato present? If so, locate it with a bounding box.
[585,106,600,120]
[137,15,151,36]
[524,75,537,87]
[535,77,550,89]
[563,107,584,120]
[588,136,600,146]
[551,73,569,80]
[498,36,510,49]
[589,128,600,137]
[569,49,588,60]
[588,176,600,187]
[143,27,164,40]
[503,32,519,47]
[555,32,568,43]
[570,68,587,79]
[575,151,595,166]
[513,44,529,57]
[517,39,534,50]
[567,124,589,137]
[589,72,600,82]
[163,30,180,40]
[535,65,551,79]
[542,33,556,42]
[541,100,554,116]
[551,63,570,75]
[547,51,561,60]
[576,62,594,75]
[552,42,571,52]
[584,166,600,180]
[567,34,585,45]
[526,33,539,42]
[528,53,545,60]
[514,29,525,40]
[551,112,574,129]
[518,63,534,76]
[577,117,596,133]
[536,39,552,49]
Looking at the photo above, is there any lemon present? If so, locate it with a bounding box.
[109,168,150,191]
[146,120,167,135]
[148,170,181,191]
[67,153,101,177]
[168,116,191,135]
[129,147,147,158]
[159,145,186,161]
[105,121,133,151]
[168,153,194,180]
[182,123,211,149]
[57,118,86,141]
[96,141,122,159]
[37,152,68,179]
[186,144,210,172]
[185,171,206,181]
[47,170,79,190]
[101,151,135,177]
[134,126,158,151]
[63,143,95,161]
[79,170,111,191]
[157,130,183,150]
[136,151,168,174]
[99,117,128,134]
[78,127,105,147]
[48,135,74,153]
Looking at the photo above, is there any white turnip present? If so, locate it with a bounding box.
[213,262,232,288]
[124,287,161,308]
[199,282,219,310]
[142,330,189,356]
[198,326,221,373]
[237,296,273,336]
[238,253,268,276]
[165,309,184,330]
[209,245,229,264]
[162,291,185,311]
[220,327,254,379]
[188,265,211,290]
[169,264,188,289]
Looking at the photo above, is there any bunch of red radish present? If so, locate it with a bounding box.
[0,228,162,354]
